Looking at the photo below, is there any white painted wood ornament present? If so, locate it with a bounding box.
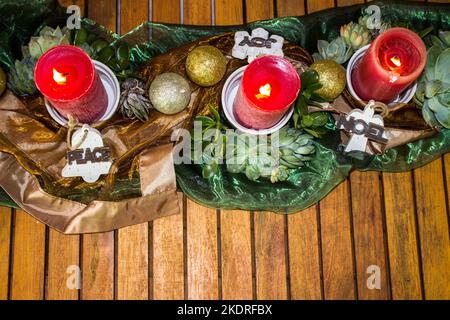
[62,124,113,183]
[336,100,389,153]
[232,28,284,63]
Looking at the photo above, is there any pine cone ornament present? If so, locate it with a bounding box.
[119,78,152,122]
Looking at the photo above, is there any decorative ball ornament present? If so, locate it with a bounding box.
[310,60,346,100]
[0,67,6,97]
[149,73,191,115]
[186,45,227,87]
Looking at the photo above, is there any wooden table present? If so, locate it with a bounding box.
[0,0,449,300]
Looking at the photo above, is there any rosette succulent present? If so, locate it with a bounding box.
[7,57,38,96]
[227,127,316,183]
[415,31,450,129]
[340,21,371,51]
[313,37,353,65]
[25,26,71,59]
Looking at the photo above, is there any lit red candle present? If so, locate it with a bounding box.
[35,45,108,124]
[234,56,301,129]
[351,28,426,103]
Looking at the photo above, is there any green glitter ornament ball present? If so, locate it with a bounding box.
[186,45,227,87]
[149,73,191,115]
[310,60,346,100]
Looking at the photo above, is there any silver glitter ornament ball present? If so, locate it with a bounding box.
[149,73,191,115]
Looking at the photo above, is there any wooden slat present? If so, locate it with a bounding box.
[186,203,219,300]
[184,0,212,25]
[115,0,150,301]
[214,0,253,301]
[350,171,389,299]
[81,233,114,300]
[319,182,356,300]
[215,0,243,26]
[47,231,80,300]
[307,0,334,13]
[153,194,184,300]
[414,160,450,299]
[277,0,305,17]
[152,0,181,23]
[445,154,450,218]
[117,225,149,300]
[0,208,12,300]
[81,0,116,301]
[184,0,219,300]
[151,3,185,301]
[308,0,356,301]
[277,0,321,301]
[382,172,422,300]
[220,211,253,300]
[287,207,322,300]
[245,0,274,22]
[246,2,287,300]
[254,212,287,300]
[120,0,148,32]
[337,0,364,7]
[10,211,46,300]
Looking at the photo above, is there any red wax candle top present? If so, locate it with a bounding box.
[242,56,300,111]
[352,27,427,103]
[35,45,95,102]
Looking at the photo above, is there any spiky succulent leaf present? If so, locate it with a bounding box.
[7,57,37,96]
[340,21,371,51]
[315,37,353,65]
[28,26,71,59]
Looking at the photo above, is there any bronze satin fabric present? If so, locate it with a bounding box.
[0,32,435,233]
[0,145,180,234]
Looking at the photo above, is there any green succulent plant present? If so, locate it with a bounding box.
[7,57,38,97]
[227,126,316,183]
[24,26,71,59]
[313,37,353,65]
[293,70,332,138]
[340,21,371,51]
[415,31,450,129]
[73,28,131,79]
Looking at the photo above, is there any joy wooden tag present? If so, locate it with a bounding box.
[232,28,284,63]
[62,124,113,183]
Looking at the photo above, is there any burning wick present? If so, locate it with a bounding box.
[53,68,68,85]
[256,83,271,99]
[390,55,402,68]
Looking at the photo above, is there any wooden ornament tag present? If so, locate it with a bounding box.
[62,124,113,183]
[336,101,389,153]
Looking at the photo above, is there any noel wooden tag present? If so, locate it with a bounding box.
[232,28,284,63]
[336,101,388,153]
[62,124,113,183]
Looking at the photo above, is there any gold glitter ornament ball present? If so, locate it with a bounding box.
[185,45,227,87]
[310,60,346,100]
[0,67,6,96]
[149,73,191,115]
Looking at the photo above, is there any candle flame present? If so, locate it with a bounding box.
[390,55,401,68]
[256,83,271,99]
[53,68,67,85]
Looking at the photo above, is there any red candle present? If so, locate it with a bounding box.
[234,56,301,129]
[352,28,426,103]
[35,45,108,124]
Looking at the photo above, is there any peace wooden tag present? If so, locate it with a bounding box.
[62,125,113,183]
